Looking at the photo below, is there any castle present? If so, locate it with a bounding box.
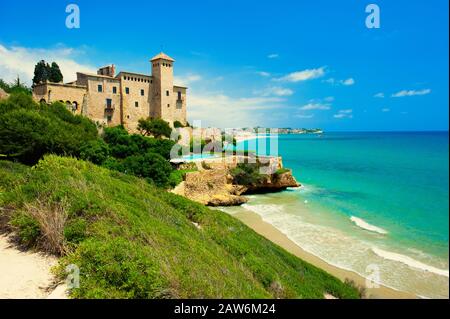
[32,52,187,132]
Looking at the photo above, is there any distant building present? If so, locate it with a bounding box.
[32,52,187,132]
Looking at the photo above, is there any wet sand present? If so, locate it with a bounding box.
[233,210,416,299]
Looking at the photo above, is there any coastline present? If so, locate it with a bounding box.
[231,209,417,299]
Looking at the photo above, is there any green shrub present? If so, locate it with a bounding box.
[230,163,266,185]
[0,93,98,165]
[120,152,172,187]
[80,139,110,165]
[168,169,197,188]
[10,213,41,246]
[1,156,360,299]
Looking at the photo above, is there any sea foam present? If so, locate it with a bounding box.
[372,247,449,278]
[350,216,388,234]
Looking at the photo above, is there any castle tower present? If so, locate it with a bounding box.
[151,52,175,124]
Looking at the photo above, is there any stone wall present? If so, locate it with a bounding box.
[32,82,86,114]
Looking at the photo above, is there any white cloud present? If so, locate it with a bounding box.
[257,71,271,77]
[299,103,331,111]
[381,108,390,112]
[187,92,286,127]
[174,73,202,86]
[324,96,335,102]
[333,109,353,119]
[342,78,355,86]
[374,92,385,98]
[392,89,431,97]
[275,67,326,82]
[324,77,355,86]
[0,44,96,84]
[255,86,294,97]
[267,53,279,59]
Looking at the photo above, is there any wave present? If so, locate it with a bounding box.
[350,216,388,234]
[372,247,449,278]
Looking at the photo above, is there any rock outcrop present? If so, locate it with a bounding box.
[183,168,248,206]
[174,157,300,206]
[245,171,300,193]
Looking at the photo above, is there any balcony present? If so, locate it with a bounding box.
[105,104,115,112]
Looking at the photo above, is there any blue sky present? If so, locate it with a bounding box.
[0,0,448,130]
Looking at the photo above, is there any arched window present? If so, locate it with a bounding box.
[72,101,78,112]
[39,98,46,104]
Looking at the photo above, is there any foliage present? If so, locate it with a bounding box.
[0,93,98,164]
[80,139,110,165]
[49,62,63,83]
[173,120,184,128]
[103,126,175,160]
[120,152,172,186]
[168,168,197,188]
[0,77,32,95]
[137,117,172,139]
[0,156,360,299]
[230,163,267,185]
[32,60,64,85]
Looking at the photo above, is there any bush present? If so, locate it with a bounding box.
[168,169,197,188]
[0,93,98,165]
[120,152,173,187]
[80,139,110,165]
[230,163,266,185]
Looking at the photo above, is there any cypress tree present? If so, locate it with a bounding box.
[49,62,63,83]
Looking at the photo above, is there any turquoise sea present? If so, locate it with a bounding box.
[222,132,449,298]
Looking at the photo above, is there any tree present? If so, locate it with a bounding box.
[0,93,98,165]
[80,139,110,165]
[137,117,172,139]
[49,62,63,83]
[120,152,172,187]
[173,120,184,128]
[32,60,49,86]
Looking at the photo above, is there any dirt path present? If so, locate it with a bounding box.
[0,234,67,299]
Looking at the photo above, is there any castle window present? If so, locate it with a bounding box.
[167,104,170,108]
[98,84,103,92]
[177,91,182,100]
[125,87,130,94]
[166,90,169,96]
[141,89,144,96]
[107,115,112,122]
[113,86,117,94]
[106,98,112,108]
[135,101,139,107]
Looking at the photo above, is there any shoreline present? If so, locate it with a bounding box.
[231,209,417,299]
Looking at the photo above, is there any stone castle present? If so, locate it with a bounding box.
[32,52,187,132]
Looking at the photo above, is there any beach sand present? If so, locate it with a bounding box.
[0,234,67,299]
[233,210,416,299]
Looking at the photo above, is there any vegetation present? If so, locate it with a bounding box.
[32,60,63,86]
[230,163,267,185]
[0,93,178,187]
[0,93,97,164]
[173,120,184,128]
[137,117,172,139]
[0,156,360,299]
[0,77,32,95]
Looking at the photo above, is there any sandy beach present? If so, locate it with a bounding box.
[232,210,416,299]
[0,234,67,299]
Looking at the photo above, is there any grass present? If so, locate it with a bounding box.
[0,156,360,299]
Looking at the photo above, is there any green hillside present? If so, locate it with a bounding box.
[0,156,360,299]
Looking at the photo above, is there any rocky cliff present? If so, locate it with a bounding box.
[173,157,300,206]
